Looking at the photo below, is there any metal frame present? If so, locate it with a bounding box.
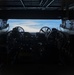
[43,0,48,6]
[0,10,74,19]
[39,0,43,6]
[0,0,74,19]
[46,0,54,8]
[20,0,25,8]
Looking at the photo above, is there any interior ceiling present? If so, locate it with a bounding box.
[0,0,62,10]
[0,0,74,19]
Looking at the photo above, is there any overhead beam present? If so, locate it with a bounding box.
[43,0,48,6]
[0,6,61,10]
[39,0,43,5]
[46,0,54,8]
[0,10,60,19]
[0,10,74,19]
[69,6,74,9]
[61,0,74,10]
[20,0,25,8]
[0,5,61,8]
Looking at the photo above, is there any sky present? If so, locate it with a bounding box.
[7,19,62,32]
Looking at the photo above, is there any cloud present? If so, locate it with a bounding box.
[22,25,39,32]
[9,24,39,32]
[8,19,61,32]
[23,20,39,26]
[9,20,39,26]
[8,20,40,32]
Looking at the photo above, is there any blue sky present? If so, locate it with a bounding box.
[7,19,62,32]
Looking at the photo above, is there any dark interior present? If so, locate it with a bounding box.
[0,25,74,74]
[0,0,74,75]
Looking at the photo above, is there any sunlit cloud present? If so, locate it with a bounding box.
[8,20,40,32]
[9,24,39,32]
[22,20,39,26]
[22,25,39,32]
